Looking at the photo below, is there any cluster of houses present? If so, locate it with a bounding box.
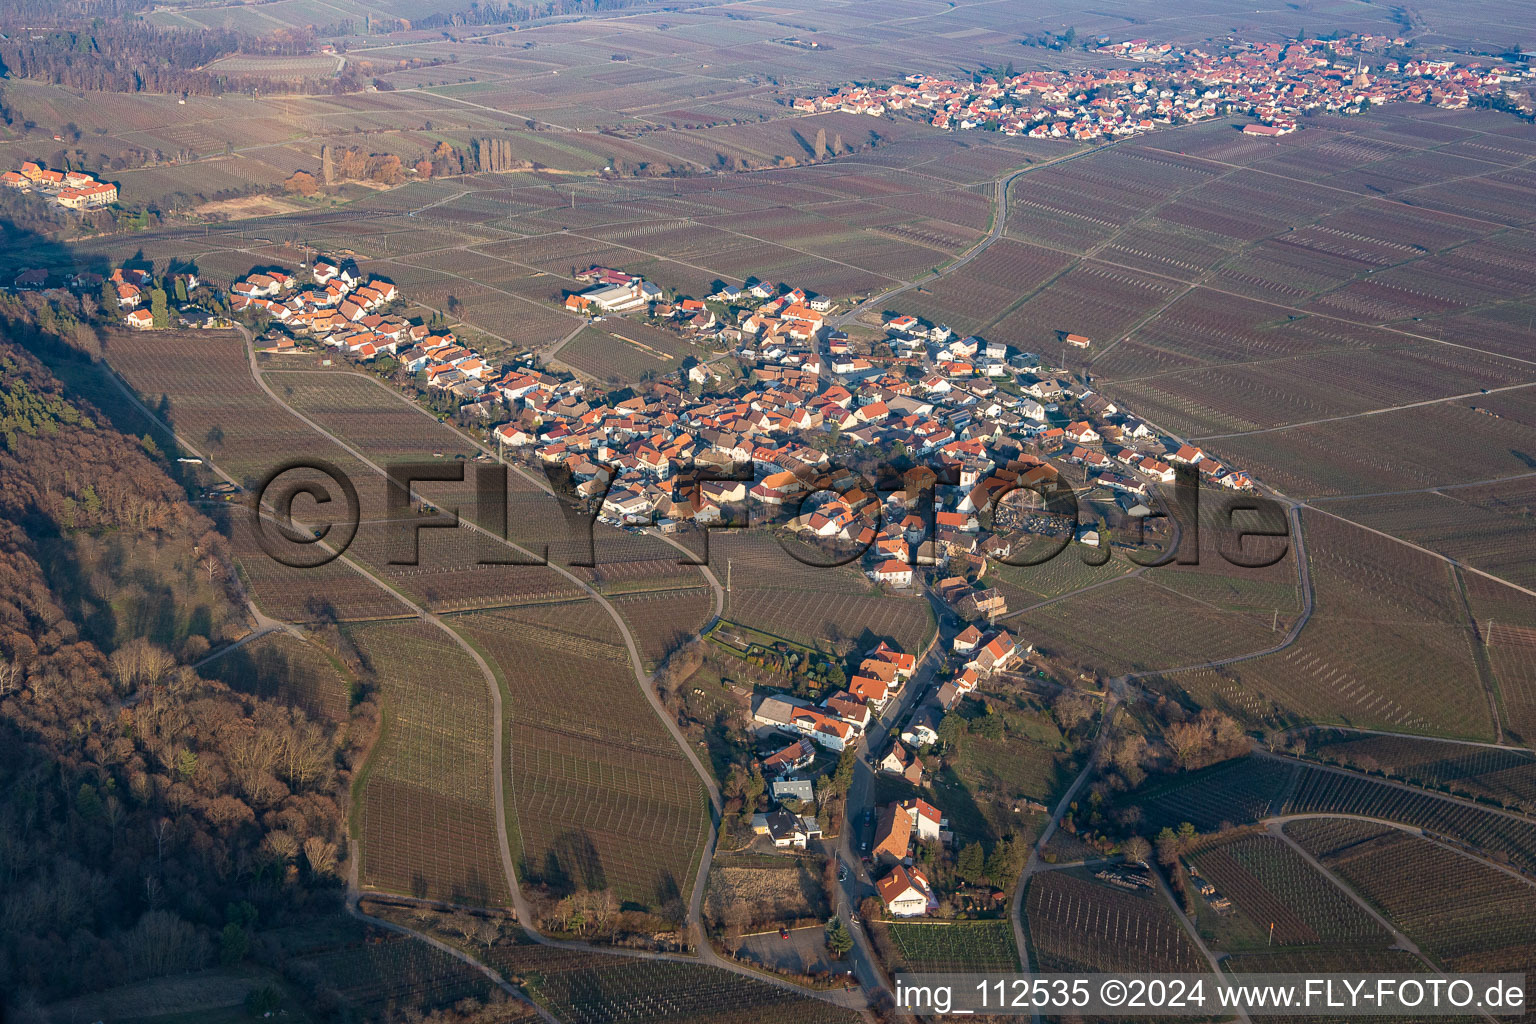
[205,250,1259,594]
[752,641,918,753]
[489,263,1264,594]
[792,33,1529,140]
[746,625,1028,918]
[2,162,119,208]
[2,162,118,209]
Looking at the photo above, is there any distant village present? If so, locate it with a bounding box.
[793,33,1531,140]
[1,161,119,209]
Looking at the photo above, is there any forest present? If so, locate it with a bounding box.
[0,21,374,96]
[0,317,379,1019]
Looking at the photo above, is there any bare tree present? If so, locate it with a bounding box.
[475,916,501,953]
[1122,835,1151,865]
[108,638,175,694]
[1164,720,1207,769]
[302,837,337,876]
[263,830,300,863]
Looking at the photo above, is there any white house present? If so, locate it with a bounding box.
[878,865,938,917]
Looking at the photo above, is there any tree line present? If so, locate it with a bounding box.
[0,319,379,1020]
[0,20,377,96]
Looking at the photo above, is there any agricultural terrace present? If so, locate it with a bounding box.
[453,603,710,915]
[485,942,861,1024]
[1024,870,1207,973]
[1287,821,1536,973]
[346,619,510,907]
[1189,834,1389,950]
[202,629,354,723]
[878,919,1019,972]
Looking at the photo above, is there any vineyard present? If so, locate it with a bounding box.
[1322,483,1536,595]
[726,588,934,655]
[1160,512,1495,739]
[1025,870,1207,973]
[1464,571,1536,745]
[265,369,481,462]
[1304,731,1536,810]
[880,919,1019,971]
[105,331,379,490]
[347,619,511,907]
[297,931,498,1020]
[1279,764,1536,874]
[486,943,861,1024]
[1130,757,1297,833]
[202,629,355,722]
[453,605,710,914]
[1190,834,1388,949]
[611,587,715,669]
[1010,574,1283,678]
[1289,822,1536,973]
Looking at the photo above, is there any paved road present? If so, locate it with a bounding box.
[830,594,950,1014]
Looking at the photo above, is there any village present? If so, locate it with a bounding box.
[169,252,1273,923]
[791,33,1530,140]
[1,161,119,210]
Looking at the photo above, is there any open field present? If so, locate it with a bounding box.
[704,862,827,926]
